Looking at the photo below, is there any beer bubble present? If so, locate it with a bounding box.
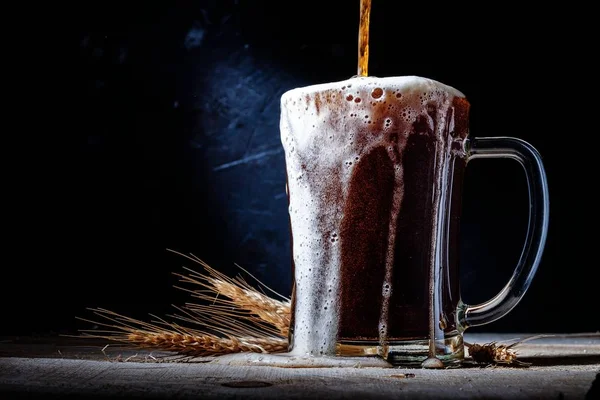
[371,87,383,99]
[396,93,402,98]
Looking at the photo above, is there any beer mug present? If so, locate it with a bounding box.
[280,76,549,366]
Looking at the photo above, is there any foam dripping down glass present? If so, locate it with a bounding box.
[279,76,549,367]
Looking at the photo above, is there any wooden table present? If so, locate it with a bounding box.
[1,333,599,399]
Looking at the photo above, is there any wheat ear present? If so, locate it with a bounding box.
[169,251,291,337]
[78,308,288,357]
[77,253,292,357]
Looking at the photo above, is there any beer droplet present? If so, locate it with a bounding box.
[371,87,383,99]
[439,319,447,330]
[422,357,444,369]
[346,94,354,101]
[354,97,361,103]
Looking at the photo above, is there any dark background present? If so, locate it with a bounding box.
[4,1,596,337]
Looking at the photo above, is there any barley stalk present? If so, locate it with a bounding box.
[169,250,291,337]
[124,331,288,357]
[77,252,293,358]
[79,308,288,357]
[465,341,527,366]
[205,278,290,337]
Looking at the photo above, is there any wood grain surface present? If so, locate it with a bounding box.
[1,333,599,399]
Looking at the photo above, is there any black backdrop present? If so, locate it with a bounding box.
[4,0,596,337]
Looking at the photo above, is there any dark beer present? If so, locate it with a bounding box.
[357,0,371,77]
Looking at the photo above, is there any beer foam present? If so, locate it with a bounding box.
[280,76,465,357]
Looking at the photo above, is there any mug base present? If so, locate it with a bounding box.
[336,333,464,367]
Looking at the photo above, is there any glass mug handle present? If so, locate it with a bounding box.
[457,137,550,329]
